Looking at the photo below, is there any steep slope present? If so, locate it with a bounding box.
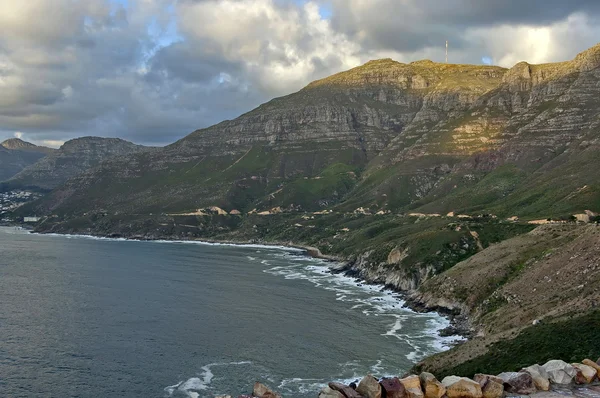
[6,137,149,190]
[26,43,600,220]
[0,139,55,181]
[31,60,507,214]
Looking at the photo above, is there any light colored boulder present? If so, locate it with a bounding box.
[572,363,597,383]
[356,375,382,398]
[253,382,281,398]
[442,376,483,398]
[542,360,577,384]
[420,372,446,398]
[522,364,551,391]
[399,375,424,398]
[583,359,600,375]
[497,372,536,395]
[319,386,345,398]
[473,374,504,398]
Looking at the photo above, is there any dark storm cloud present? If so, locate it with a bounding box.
[1,0,600,147]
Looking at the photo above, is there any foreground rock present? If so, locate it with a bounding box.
[356,375,381,398]
[420,372,446,398]
[473,374,503,398]
[319,386,345,398]
[329,382,363,398]
[583,359,600,375]
[380,377,406,398]
[253,382,282,398]
[442,376,483,398]
[497,372,536,395]
[572,363,597,384]
[522,364,551,391]
[543,360,577,384]
[400,375,425,398]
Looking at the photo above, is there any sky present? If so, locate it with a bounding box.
[1,0,600,148]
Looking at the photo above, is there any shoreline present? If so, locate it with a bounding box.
[3,225,470,345]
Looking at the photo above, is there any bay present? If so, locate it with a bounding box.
[0,227,455,398]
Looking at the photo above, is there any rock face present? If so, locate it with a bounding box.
[522,364,551,391]
[7,137,149,190]
[473,374,504,398]
[419,372,446,398]
[543,360,578,384]
[442,376,483,398]
[497,372,536,395]
[381,377,407,398]
[356,375,381,398]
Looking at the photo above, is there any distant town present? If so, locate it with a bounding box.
[0,190,41,223]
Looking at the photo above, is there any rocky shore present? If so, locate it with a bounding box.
[219,358,600,398]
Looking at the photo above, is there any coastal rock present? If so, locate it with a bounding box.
[357,375,382,398]
[329,382,363,398]
[441,376,483,398]
[572,363,597,384]
[497,372,536,395]
[419,372,446,398]
[473,374,504,398]
[542,360,577,384]
[319,386,345,398]
[400,375,425,398]
[253,382,281,398]
[380,377,407,398]
[583,359,600,375]
[522,364,551,391]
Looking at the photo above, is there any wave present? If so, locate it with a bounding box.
[165,361,252,398]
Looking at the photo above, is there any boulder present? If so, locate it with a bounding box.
[497,372,536,395]
[329,382,363,398]
[400,375,425,398]
[419,372,446,398]
[320,386,345,398]
[442,376,483,398]
[522,364,550,391]
[253,382,281,398]
[583,359,600,375]
[473,374,504,398]
[357,375,382,398]
[380,377,407,398]
[542,360,577,384]
[572,363,597,384]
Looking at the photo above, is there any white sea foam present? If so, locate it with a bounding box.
[165,361,252,398]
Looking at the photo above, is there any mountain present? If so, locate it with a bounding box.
[5,137,150,190]
[20,43,600,375]
[0,139,55,181]
[30,44,600,218]
[1,138,55,155]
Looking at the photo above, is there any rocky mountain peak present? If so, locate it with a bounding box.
[573,42,600,72]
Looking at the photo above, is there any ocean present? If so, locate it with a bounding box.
[0,227,457,397]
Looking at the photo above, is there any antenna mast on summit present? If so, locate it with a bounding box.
[446,40,448,63]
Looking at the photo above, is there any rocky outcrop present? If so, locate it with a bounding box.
[497,372,536,395]
[7,137,149,190]
[419,372,446,398]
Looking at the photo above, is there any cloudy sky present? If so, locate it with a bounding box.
[1,0,600,147]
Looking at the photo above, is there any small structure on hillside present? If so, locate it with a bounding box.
[23,216,40,223]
